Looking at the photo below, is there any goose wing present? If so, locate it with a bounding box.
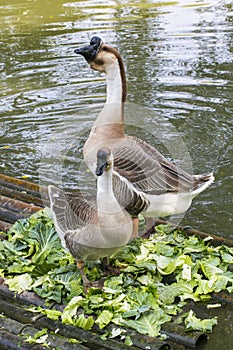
[112,136,194,195]
[48,185,97,234]
[112,171,149,216]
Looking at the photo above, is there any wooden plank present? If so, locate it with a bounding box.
[0,185,43,206]
[0,220,12,232]
[0,174,48,204]
[0,195,42,214]
[0,297,140,350]
[0,206,30,224]
[152,219,233,248]
[0,281,173,349]
[0,317,89,350]
[0,329,39,350]
[0,174,40,193]
[0,173,45,228]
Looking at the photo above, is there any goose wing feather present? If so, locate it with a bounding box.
[112,172,149,216]
[48,185,97,233]
[112,136,194,195]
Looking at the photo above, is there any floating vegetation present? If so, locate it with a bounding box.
[1,209,233,340]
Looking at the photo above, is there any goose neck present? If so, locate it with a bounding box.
[97,170,113,198]
[94,59,126,130]
[105,63,124,104]
[96,169,120,213]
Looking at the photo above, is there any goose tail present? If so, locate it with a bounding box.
[48,185,69,249]
[192,172,215,198]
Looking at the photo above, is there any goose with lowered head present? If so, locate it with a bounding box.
[48,148,133,292]
[74,37,214,231]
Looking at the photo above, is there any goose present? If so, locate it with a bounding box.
[74,37,214,233]
[48,148,133,292]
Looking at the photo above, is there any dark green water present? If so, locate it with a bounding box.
[1,0,232,238]
[0,0,233,238]
[0,2,233,347]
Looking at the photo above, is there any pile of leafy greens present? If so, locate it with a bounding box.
[1,209,233,338]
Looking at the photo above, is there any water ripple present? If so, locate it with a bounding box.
[0,0,232,240]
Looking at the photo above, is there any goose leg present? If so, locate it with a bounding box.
[146,217,155,231]
[77,261,104,293]
[77,261,90,292]
[132,217,139,238]
[140,217,156,239]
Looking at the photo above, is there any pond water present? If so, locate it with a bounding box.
[1,0,232,238]
[0,1,233,348]
[0,0,233,238]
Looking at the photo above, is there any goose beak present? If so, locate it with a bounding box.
[95,148,111,176]
[74,36,102,63]
[95,161,107,176]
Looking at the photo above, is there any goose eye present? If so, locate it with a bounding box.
[106,161,111,169]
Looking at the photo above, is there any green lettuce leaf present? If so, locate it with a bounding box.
[96,310,113,328]
[121,311,170,337]
[2,211,232,339]
[6,273,33,293]
[185,310,218,332]
[61,296,84,324]
[75,313,95,330]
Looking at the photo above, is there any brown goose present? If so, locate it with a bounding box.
[74,37,214,231]
[48,148,133,292]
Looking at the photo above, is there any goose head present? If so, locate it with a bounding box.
[95,148,113,176]
[74,36,120,73]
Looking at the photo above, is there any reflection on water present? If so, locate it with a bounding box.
[0,0,232,242]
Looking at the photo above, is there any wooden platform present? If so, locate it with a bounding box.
[0,173,233,350]
[0,173,44,232]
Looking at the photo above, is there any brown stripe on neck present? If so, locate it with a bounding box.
[117,54,127,103]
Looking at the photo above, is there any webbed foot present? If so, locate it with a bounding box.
[101,257,121,276]
[102,264,121,276]
[84,278,105,294]
[140,224,156,239]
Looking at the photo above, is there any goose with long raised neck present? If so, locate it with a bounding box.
[48,148,133,293]
[74,37,214,230]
